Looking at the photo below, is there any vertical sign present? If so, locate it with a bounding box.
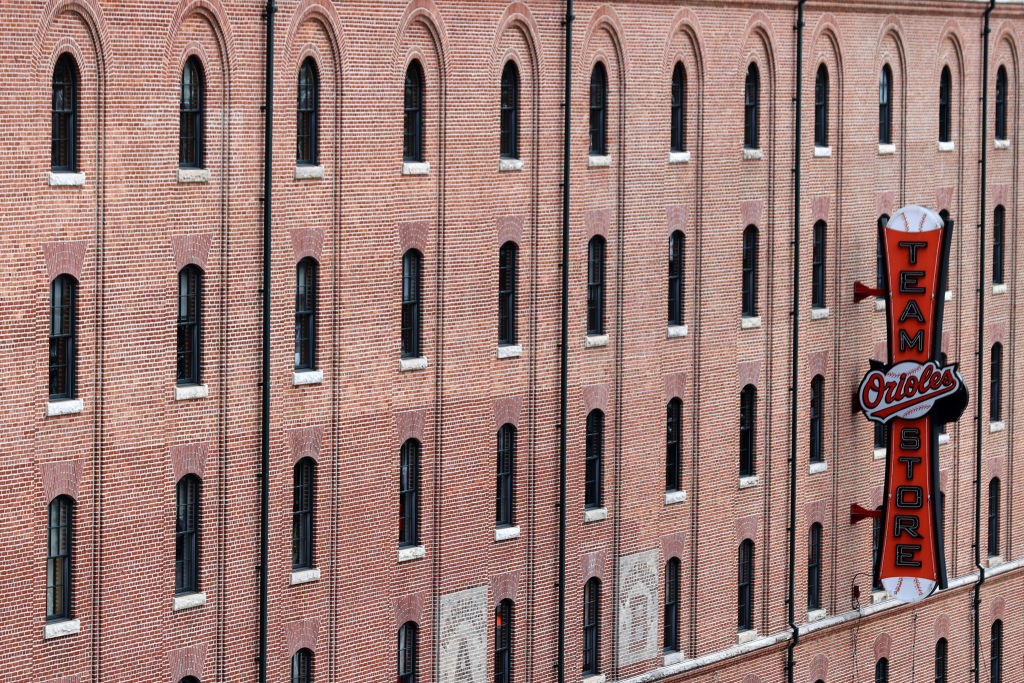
[858,206,967,603]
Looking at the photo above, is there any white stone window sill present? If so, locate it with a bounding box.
[807,608,827,622]
[938,141,955,152]
[582,675,606,683]
[494,525,521,542]
[741,316,762,330]
[402,161,430,175]
[737,629,759,644]
[663,651,686,666]
[178,168,210,183]
[669,151,690,164]
[739,474,759,489]
[585,334,609,348]
[584,507,608,523]
[44,618,81,639]
[995,138,1010,149]
[873,447,886,460]
[989,421,1005,433]
[938,433,950,445]
[49,171,85,187]
[499,158,524,172]
[294,164,324,180]
[988,555,1004,568]
[945,290,952,301]
[173,592,206,611]
[398,545,425,562]
[809,461,828,474]
[871,589,889,604]
[666,324,688,338]
[588,154,612,168]
[813,146,832,158]
[290,568,320,585]
[293,369,323,386]
[399,356,428,372]
[874,298,886,311]
[664,490,687,505]
[47,399,83,417]
[175,384,209,401]
[497,344,522,359]
[742,148,763,161]
[810,307,829,320]
[993,283,1007,295]
[878,144,896,155]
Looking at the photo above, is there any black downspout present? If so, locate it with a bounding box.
[785,3,806,683]
[258,1,276,681]
[973,3,994,682]
[556,1,573,681]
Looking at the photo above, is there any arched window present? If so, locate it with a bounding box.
[668,231,685,326]
[589,62,608,156]
[879,64,893,145]
[807,523,822,610]
[46,495,73,620]
[175,474,200,594]
[671,62,686,152]
[737,539,754,631]
[500,61,519,159]
[875,657,889,683]
[51,53,78,172]
[180,678,200,683]
[991,343,1003,423]
[812,220,827,309]
[988,477,1001,558]
[583,578,601,675]
[177,265,202,385]
[585,410,604,509]
[293,458,315,569]
[587,236,606,336]
[993,205,1005,286]
[663,558,680,653]
[995,66,1008,141]
[399,440,420,547]
[814,64,828,148]
[494,599,513,683]
[398,621,418,682]
[297,58,319,165]
[991,619,1003,682]
[404,60,424,162]
[744,63,760,150]
[939,66,952,143]
[180,56,205,168]
[935,637,948,683]
[498,242,518,346]
[872,504,883,590]
[666,398,682,493]
[740,385,756,477]
[496,424,515,527]
[742,226,758,317]
[810,375,824,464]
[401,250,422,359]
[291,648,313,683]
[295,258,318,371]
[49,274,78,400]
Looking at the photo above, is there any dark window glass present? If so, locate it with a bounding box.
[668,231,685,326]
[939,66,952,143]
[810,375,824,464]
[745,63,760,149]
[742,226,758,317]
[404,61,424,162]
[991,619,1003,683]
[49,275,77,400]
[583,578,601,675]
[935,637,948,683]
[671,62,686,152]
[877,214,889,295]
[498,242,518,346]
[872,505,883,590]
[297,58,319,165]
[399,440,420,547]
[585,410,603,509]
[175,475,200,594]
[879,65,893,145]
[589,63,607,156]
[993,205,1005,286]
[663,558,680,653]
[494,599,513,683]
[875,657,889,683]
[51,53,78,172]
[808,523,822,610]
[874,421,886,450]
[180,56,204,168]
[292,458,315,569]
[47,496,73,620]
[291,648,313,683]
[815,64,828,147]
[740,385,756,477]
[995,66,1007,141]
[738,539,754,631]
[991,343,1003,423]
[496,424,515,527]
[666,398,682,492]
[398,621,418,683]
[295,258,318,370]
[938,352,948,435]
[812,220,826,309]
[177,266,202,385]
[401,250,422,358]
[500,61,519,159]
[180,678,200,683]
[587,236,606,336]
[988,478,1001,558]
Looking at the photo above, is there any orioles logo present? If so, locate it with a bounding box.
[860,360,965,423]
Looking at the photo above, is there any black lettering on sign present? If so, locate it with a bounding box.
[900,428,921,450]
[899,299,926,323]
[894,515,922,538]
[898,241,927,265]
[895,485,923,509]
[895,544,923,567]
[899,329,925,352]
[899,271,926,294]
[898,455,922,479]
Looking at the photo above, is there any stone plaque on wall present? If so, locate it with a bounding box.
[438,585,488,682]
[617,549,660,666]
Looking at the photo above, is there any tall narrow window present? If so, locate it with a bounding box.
[988,477,1001,558]
[879,65,893,145]
[807,523,822,610]
[666,398,682,493]
[663,558,680,653]
[399,440,420,547]
[742,226,758,317]
[744,63,760,149]
[292,458,315,570]
[494,599,513,683]
[812,220,826,309]
[938,352,948,435]
[583,578,601,675]
[814,64,828,148]
[297,58,319,165]
[291,648,313,683]
[872,505,883,590]
[740,385,756,477]
[51,53,78,172]
[738,539,754,631]
[46,496,73,620]
[995,66,1008,141]
[993,205,1005,286]
[877,214,889,294]
[991,343,1003,423]
[671,62,686,152]
[991,619,1003,683]
[404,60,424,162]
[668,231,685,326]
[49,275,77,400]
[585,410,604,509]
[398,622,418,683]
[180,56,204,168]
[587,236,606,336]
[874,421,886,451]
[401,250,422,358]
[295,258,317,371]
[810,375,824,464]
[498,242,518,346]
[500,61,519,159]
[177,266,202,385]
[875,658,889,683]
[939,66,952,143]
[496,424,515,527]
[935,638,948,683]
[175,475,200,594]
[589,63,608,156]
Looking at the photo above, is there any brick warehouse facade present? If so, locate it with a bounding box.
[3,0,1024,681]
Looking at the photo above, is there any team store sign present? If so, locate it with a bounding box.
[858,206,968,603]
